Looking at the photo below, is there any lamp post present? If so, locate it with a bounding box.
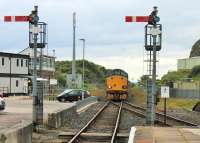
[79,38,85,99]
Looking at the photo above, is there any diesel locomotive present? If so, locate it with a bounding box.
[106,69,128,100]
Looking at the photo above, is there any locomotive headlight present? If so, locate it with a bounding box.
[108,85,112,89]
[122,85,128,89]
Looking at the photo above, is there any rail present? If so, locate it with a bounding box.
[111,102,122,143]
[68,101,109,143]
[111,101,167,125]
[124,101,198,127]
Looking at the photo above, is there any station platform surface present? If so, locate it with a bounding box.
[0,96,74,130]
[134,126,200,143]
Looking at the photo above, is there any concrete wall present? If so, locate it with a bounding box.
[47,105,78,129]
[170,88,200,99]
[0,57,10,74]
[0,121,32,143]
[76,96,98,111]
[177,56,200,70]
[11,57,28,74]
[0,77,28,94]
[174,81,200,90]
[47,96,98,129]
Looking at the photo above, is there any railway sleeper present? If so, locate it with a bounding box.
[58,132,129,140]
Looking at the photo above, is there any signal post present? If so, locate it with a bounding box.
[125,7,162,125]
[4,6,44,130]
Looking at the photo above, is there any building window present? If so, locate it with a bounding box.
[17,59,19,67]
[21,59,23,67]
[26,60,28,67]
[16,80,19,87]
[2,58,4,66]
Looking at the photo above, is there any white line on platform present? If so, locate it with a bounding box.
[128,127,136,143]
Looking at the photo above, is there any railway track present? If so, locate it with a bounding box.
[58,101,198,143]
[62,101,128,143]
[120,101,198,127]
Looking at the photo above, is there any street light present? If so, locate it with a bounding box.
[79,38,85,99]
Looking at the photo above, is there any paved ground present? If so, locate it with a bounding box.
[0,96,74,130]
[134,126,200,143]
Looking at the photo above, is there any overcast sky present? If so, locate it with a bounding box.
[0,0,200,81]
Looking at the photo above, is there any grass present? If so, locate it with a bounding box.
[129,86,199,111]
[129,86,147,105]
[157,98,199,111]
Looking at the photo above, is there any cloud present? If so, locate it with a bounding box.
[0,0,200,80]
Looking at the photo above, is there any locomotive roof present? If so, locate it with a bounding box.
[107,69,128,78]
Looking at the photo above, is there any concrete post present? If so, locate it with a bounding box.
[72,12,76,88]
[31,6,39,130]
[80,38,85,100]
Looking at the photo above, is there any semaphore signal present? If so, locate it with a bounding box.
[125,16,149,22]
[124,6,162,126]
[4,16,31,22]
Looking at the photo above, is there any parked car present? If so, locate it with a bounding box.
[57,89,91,102]
[0,97,5,110]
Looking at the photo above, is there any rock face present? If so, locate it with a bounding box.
[190,39,200,57]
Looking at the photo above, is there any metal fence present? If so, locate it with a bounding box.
[170,88,200,99]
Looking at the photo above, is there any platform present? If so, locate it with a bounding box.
[0,96,75,130]
[133,126,200,143]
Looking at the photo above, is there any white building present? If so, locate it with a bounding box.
[0,52,29,95]
[19,47,57,94]
[177,56,200,70]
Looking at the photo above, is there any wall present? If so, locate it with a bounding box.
[11,57,28,75]
[170,88,200,99]
[0,121,32,143]
[0,77,9,93]
[47,105,78,129]
[174,81,200,90]
[0,77,28,94]
[178,56,200,70]
[11,78,28,94]
[0,57,10,74]
[76,96,98,110]
[47,96,98,129]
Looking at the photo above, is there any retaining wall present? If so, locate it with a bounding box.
[76,96,98,111]
[0,120,32,143]
[47,96,98,129]
[47,105,77,129]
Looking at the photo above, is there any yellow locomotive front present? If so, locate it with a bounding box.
[106,69,128,100]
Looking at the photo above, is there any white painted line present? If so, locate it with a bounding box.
[128,127,136,143]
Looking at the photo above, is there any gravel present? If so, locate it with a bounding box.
[166,108,200,125]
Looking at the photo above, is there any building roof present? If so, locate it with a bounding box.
[19,47,56,58]
[0,52,29,59]
[190,39,200,58]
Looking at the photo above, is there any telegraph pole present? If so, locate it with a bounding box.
[72,12,76,88]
